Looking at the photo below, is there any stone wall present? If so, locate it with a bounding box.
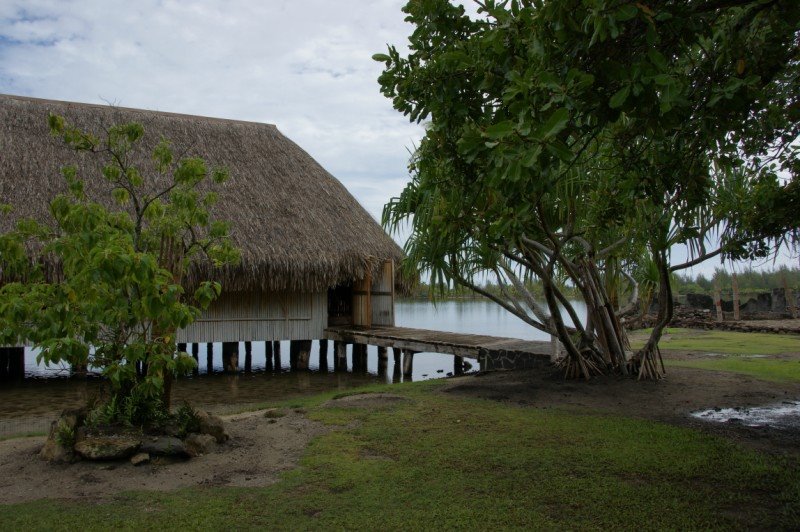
[477,348,551,371]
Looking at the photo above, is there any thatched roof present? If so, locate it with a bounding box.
[0,94,403,292]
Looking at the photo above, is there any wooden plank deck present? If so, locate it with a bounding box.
[324,325,552,362]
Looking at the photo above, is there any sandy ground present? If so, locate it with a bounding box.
[0,408,330,504]
[1,364,799,504]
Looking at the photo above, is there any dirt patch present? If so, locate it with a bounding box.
[441,365,800,457]
[0,409,329,504]
[323,392,410,409]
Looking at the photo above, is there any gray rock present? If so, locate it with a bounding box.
[184,433,216,457]
[74,436,141,460]
[199,414,229,443]
[130,452,150,466]
[58,408,87,432]
[39,436,73,463]
[140,436,188,457]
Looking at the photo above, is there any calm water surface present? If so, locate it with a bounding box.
[0,300,585,433]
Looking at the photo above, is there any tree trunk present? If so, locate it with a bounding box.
[629,249,671,379]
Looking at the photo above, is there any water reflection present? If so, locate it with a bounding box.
[1,299,582,433]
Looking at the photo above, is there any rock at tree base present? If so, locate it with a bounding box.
[196,411,229,443]
[130,452,150,466]
[74,436,141,460]
[140,436,188,457]
[39,435,73,463]
[184,433,216,457]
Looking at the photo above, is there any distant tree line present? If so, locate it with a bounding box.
[671,266,800,295]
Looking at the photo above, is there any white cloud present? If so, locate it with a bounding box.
[0,0,423,235]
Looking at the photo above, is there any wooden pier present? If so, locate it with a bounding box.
[325,326,552,371]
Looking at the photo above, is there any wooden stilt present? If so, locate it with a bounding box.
[0,347,24,381]
[732,273,740,321]
[319,339,329,372]
[10,347,24,380]
[71,358,87,379]
[265,341,274,372]
[0,348,9,381]
[334,341,347,372]
[454,355,463,375]
[297,340,312,371]
[714,284,724,322]
[392,349,402,383]
[244,341,252,373]
[191,343,199,376]
[206,342,214,374]
[377,346,388,377]
[222,342,239,373]
[274,341,282,371]
[353,343,368,373]
[402,350,415,379]
[289,340,298,371]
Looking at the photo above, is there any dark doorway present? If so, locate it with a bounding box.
[328,284,353,326]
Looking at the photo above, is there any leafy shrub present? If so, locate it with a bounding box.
[174,402,201,437]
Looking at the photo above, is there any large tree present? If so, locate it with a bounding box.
[377,0,799,378]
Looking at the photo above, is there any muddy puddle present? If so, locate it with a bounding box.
[692,401,800,430]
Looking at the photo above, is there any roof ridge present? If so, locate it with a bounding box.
[0,93,278,129]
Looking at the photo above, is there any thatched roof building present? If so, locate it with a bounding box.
[0,93,402,293]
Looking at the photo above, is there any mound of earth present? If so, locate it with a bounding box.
[323,392,410,409]
[0,409,328,504]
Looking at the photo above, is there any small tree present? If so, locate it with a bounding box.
[0,116,239,425]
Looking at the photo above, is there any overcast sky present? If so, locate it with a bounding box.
[0,0,423,222]
[1,0,795,278]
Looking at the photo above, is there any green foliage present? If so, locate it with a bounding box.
[377,0,799,370]
[672,266,800,295]
[54,419,76,449]
[85,391,169,429]
[630,328,800,355]
[174,402,201,437]
[0,116,240,423]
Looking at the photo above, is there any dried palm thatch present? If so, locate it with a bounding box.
[0,94,403,293]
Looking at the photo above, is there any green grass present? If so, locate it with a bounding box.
[0,431,45,442]
[668,357,800,383]
[630,328,800,355]
[1,381,798,530]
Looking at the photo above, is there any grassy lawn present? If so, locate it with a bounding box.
[629,328,800,383]
[666,357,800,383]
[1,381,798,530]
[630,328,800,355]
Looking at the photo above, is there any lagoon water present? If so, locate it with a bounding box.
[0,300,586,434]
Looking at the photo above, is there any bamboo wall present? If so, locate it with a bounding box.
[371,260,395,326]
[177,290,327,343]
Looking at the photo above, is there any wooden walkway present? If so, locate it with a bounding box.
[324,325,552,362]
